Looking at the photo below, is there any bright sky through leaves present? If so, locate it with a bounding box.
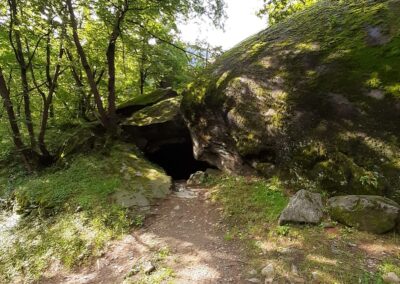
[179,0,267,50]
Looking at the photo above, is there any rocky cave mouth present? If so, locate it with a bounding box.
[145,141,212,180]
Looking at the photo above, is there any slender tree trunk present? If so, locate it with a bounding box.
[9,0,37,150]
[140,70,145,95]
[49,103,54,118]
[37,28,64,159]
[66,49,90,120]
[66,0,110,129]
[37,70,61,158]
[106,4,128,134]
[106,36,118,131]
[0,67,33,172]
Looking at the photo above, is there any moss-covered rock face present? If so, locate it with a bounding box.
[328,195,400,234]
[117,88,178,117]
[183,0,400,201]
[122,97,182,127]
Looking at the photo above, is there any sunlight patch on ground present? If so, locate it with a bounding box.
[0,211,20,247]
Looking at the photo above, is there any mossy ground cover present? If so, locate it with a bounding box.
[0,142,170,282]
[204,172,400,283]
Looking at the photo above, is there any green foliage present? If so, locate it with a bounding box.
[273,225,290,236]
[0,0,226,167]
[258,0,317,25]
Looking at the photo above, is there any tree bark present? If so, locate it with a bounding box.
[8,0,37,149]
[37,42,64,158]
[66,0,111,129]
[0,67,33,172]
[106,2,128,134]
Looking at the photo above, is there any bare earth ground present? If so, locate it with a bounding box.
[44,183,248,284]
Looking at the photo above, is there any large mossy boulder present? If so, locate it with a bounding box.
[328,195,400,234]
[117,88,178,117]
[121,96,191,153]
[183,0,400,201]
[122,97,182,127]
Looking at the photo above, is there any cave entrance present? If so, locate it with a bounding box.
[146,141,212,180]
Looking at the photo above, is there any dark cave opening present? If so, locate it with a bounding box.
[145,141,212,180]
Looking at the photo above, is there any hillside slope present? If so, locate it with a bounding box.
[183,0,400,201]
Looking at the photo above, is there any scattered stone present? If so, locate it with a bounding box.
[142,260,156,275]
[173,182,186,192]
[111,190,150,211]
[382,272,400,284]
[264,277,274,284]
[311,271,322,281]
[248,269,257,276]
[330,243,341,255]
[366,26,390,46]
[278,190,324,225]
[328,93,358,118]
[347,242,357,248]
[279,247,300,255]
[366,89,385,100]
[0,198,6,210]
[187,171,208,186]
[174,205,180,210]
[247,278,261,283]
[204,191,212,200]
[261,263,275,278]
[290,276,306,283]
[174,188,198,199]
[291,264,299,275]
[126,265,140,277]
[328,195,400,234]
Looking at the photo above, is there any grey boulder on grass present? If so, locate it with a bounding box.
[278,190,324,225]
[328,195,400,234]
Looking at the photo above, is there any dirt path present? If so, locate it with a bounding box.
[45,182,248,284]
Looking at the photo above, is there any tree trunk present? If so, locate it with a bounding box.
[106,4,128,135]
[66,0,111,130]
[9,0,37,149]
[37,27,64,159]
[0,67,33,172]
[106,36,118,133]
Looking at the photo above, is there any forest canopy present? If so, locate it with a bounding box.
[0,0,225,170]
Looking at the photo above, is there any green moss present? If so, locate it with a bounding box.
[123,97,182,126]
[310,152,385,195]
[118,88,177,109]
[0,207,131,282]
[207,175,288,235]
[0,143,171,281]
[329,196,399,233]
[184,0,400,202]
[379,262,400,277]
[15,143,169,212]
